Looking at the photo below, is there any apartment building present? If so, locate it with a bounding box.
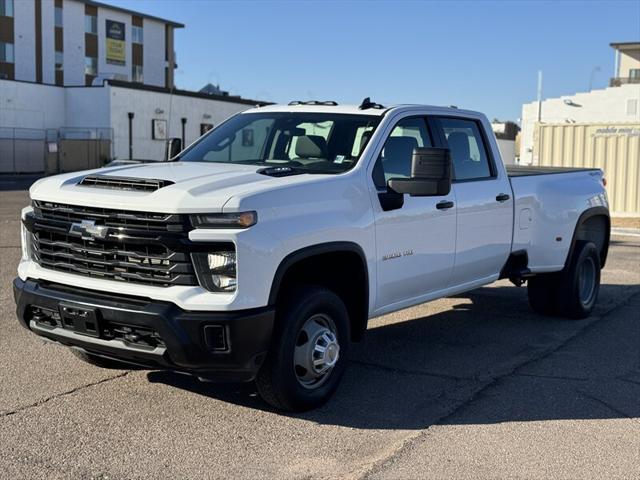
[0,0,183,87]
[610,41,640,86]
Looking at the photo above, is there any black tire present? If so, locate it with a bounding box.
[527,273,561,316]
[556,241,601,319]
[256,286,350,412]
[70,348,133,369]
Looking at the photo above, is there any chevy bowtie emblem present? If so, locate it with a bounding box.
[69,220,110,241]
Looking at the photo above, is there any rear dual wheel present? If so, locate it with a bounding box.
[527,241,600,319]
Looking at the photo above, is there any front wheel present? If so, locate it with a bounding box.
[256,286,350,411]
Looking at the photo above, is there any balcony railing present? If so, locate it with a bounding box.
[610,77,640,87]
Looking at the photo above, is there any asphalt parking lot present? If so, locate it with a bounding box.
[1,183,639,480]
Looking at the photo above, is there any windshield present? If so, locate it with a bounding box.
[178,112,382,174]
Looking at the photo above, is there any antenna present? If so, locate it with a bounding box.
[359,97,385,110]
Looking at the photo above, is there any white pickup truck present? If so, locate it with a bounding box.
[14,99,610,411]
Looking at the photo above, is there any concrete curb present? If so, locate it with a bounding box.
[611,227,640,238]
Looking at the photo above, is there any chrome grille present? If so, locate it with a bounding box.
[29,201,197,287]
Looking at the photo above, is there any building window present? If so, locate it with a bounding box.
[132,64,143,83]
[55,51,63,71]
[0,42,14,63]
[0,0,13,17]
[132,25,143,44]
[629,69,640,80]
[85,14,97,34]
[54,6,63,27]
[85,56,97,76]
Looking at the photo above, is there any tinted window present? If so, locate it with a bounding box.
[373,117,431,188]
[439,118,492,180]
[0,42,13,63]
[1,0,13,17]
[132,26,143,44]
[85,15,97,34]
[54,6,62,27]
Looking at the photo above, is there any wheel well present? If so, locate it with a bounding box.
[569,210,610,268]
[269,245,369,342]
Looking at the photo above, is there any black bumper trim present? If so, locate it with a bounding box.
[13,278,275,382]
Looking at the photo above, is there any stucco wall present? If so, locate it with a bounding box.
[108,86,253,160]
[619,48,640,77]
[41,0,56,85]
[0,80,65,129]
[64,86,111,128]
[142,19,166,87]
[62,0,85,86]
[13,0,37,82]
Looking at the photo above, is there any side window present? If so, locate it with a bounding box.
[439,118,492,181]
[373,117,431,188]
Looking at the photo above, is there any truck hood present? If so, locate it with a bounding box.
[29,162,327,213]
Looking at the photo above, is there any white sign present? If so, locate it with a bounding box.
[152,119,167,140]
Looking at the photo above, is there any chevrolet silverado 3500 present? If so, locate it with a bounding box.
[14,100,610,411]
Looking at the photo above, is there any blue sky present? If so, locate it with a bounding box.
[107,0,640,121]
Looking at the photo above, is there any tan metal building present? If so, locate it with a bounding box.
[533,122,640,215]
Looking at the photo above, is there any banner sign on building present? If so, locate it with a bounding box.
[106,20,126,65]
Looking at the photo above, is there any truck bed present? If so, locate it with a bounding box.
[506,165,600,177]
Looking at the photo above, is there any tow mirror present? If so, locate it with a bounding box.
[388,147,452,196]
[166,137,182,161]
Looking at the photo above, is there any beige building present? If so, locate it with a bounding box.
[520,41,640,216]
[611,41,640,86]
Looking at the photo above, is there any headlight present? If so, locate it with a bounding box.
[21,222,32,261]
[192,250,237,292]
[191,212,257,229]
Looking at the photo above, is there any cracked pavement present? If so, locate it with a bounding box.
[1,187,639,479]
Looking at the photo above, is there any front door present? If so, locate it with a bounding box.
[370,116,457,311]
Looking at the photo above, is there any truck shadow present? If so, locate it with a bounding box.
[147,283,640,429]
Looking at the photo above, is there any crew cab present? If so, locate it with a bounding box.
[13,99,610,411]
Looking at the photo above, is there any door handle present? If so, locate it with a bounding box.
[496,193,510,202]
[436,200,454,210]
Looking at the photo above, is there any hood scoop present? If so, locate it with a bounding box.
[78,175,174,192]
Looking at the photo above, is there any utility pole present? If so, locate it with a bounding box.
[537,70,543,123]
[589,66,601,91]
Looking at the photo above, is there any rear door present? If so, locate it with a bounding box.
[433,116,513,287]
[369,115,457,311]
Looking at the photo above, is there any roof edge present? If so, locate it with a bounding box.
[80,0,185,28]
[106,79,272,106]
[610,41,640,48]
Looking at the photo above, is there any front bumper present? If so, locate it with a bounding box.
[13,278,274,382]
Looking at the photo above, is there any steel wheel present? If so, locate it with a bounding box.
[578,256,597,306]
[293,313,340,389]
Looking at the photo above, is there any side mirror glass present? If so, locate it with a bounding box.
[166,137,182,161]
[387,147,452,196]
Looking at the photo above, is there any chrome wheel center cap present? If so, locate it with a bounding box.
[312,331,340,373]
